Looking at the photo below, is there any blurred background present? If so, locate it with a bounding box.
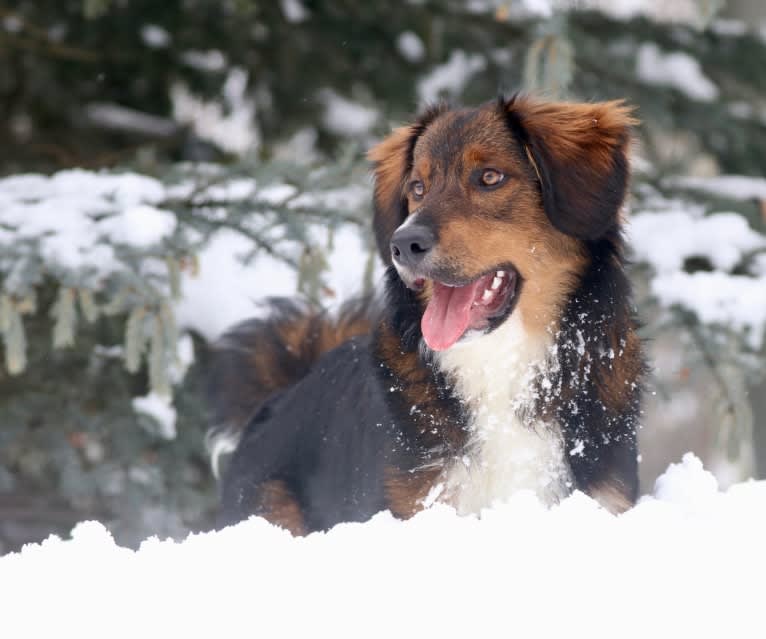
[0,0,765,553]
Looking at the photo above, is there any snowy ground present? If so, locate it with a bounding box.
[1,454,764,637]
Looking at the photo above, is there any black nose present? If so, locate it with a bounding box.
[390,225,435,269]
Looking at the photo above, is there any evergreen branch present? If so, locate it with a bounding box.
[682,312,738,423]
[162,196,365,226]
[171,210,301,269]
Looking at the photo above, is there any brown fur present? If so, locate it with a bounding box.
[372,102,593,337]
[589,480,634,515]
[367,104,449,263]
[508,98,637,167]
[255,480,307,536]
[596,326,643,414]
[368,125,416,263]
[384,466,442,519]
[365,97,639,340]
[507,97,637,240]
[209,299,371,434]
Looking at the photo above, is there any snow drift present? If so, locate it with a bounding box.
[1,453,764,638]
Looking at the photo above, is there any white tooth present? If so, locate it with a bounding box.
[491,276,502,290]
[481,289,494,303]
[496,270,506,277]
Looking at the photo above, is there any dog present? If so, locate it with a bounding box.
[207,95,646,535]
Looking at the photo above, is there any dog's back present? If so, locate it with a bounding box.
[206,298,372,476]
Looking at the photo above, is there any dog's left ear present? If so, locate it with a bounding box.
[506,96,638,241]
[368,105,447,264]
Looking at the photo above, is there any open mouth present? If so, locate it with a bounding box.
[417,266,520,351]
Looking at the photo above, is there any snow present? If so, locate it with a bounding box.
[628,206,766,349]
[665,174,766,201]
[100,205,177,248]
[257,182,297,204]
[0,169,165,208]
[173,228,298,339]
[417,50,487,104]
[636,43,719,102]
[169,333,195,384]
[651,270,766,348]
[710,18,748,37]
[0,171,171,277]
[475,0,702,24]
[319,89,379,137]
[629,210,765,273]
[288,183,368,212]
[280,0,310,23]
[140,24,171,49]
[397,31,426,63]
[133,392,177,440]
[175,219,375,341]
[2,14,22,33]
[172,68,260,154]
[520,0,554,18]
[1,454,764,637]
[587,0,699,23]
[180,49,227,72]
[84,102,178,138]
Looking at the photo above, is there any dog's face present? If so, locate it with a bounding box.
[369,96,635,351]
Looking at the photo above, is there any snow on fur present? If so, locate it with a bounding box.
[1,454,764,637]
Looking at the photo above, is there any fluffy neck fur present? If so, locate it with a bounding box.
[433,314,571,514]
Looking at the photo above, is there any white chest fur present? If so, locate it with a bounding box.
[432,314,572,515]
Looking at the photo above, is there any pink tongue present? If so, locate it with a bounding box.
[421,280,483,351]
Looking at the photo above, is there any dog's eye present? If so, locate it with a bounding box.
[479,169,504,187]
[410,180,425,198]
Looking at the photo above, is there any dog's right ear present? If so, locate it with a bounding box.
[367,106,446,265]
[367,126,416,265]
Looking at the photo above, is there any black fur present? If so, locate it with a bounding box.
[547,233,645,502]
[220,335,396,530]
[206,299,318,435]
[382,266,424,352]
[530,140,629,240]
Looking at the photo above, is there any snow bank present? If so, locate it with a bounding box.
[1,454,764,637]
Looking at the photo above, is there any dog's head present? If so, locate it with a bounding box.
[368,96,636,351]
